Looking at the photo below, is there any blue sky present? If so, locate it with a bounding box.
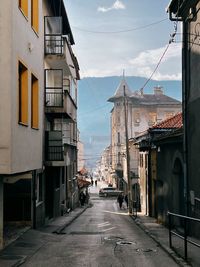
[64,0,182,80]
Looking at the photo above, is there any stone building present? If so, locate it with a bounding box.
[107,77,182,199]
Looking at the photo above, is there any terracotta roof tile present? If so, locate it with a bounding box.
[152,112,182,129]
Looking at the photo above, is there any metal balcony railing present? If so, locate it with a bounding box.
[45,89,63,107]
[45,131,64,161]
[45,34,63,55]
[45,145,64,161]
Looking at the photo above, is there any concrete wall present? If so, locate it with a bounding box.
[0,0,44,174]
[187,2,200,210]
[156,142,183,224]
[0,1,12,173]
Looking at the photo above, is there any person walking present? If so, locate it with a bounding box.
[79,191,86,206]
[117,192,124,209]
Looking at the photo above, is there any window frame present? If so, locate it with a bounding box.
[18,61,28,126]
[18,0,28,19]
[31,0,39,34]
[31,73,39,129]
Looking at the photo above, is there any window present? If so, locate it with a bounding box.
[117,152,121,164]
[19,0,28,18]
[31,0,39,33]
[149,112,157,125]
[18,61,28,125]
[140,154,143,168]
[117,132,120,143]
[31,74,39,129]
[35,174,43,203]
[165,112,174,119]
[134,111,140,125]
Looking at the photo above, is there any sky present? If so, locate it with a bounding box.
[63,0,182,169]
[64,0,182,80]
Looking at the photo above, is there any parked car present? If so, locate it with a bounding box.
[99,187,123,197]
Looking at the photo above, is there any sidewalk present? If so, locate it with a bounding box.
[0,205,89,267]
[132,213,200,267]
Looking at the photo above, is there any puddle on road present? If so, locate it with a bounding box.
[116,241,136,246]
[136,248,157,253]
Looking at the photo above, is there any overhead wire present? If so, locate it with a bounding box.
[140,1,181,91]
[72,18,168,34]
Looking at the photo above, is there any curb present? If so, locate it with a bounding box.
[131,216,191,267]
[53,204,90,234]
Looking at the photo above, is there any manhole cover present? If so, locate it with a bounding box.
[14,242,35,248]
[0,255,22,260]
[116,241,136,245]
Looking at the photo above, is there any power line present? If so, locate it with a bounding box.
[140,43,171,91]
[140,6,181,91]
[72,18,168,34]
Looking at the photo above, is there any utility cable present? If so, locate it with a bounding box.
[72,18,168,34]
[140,43,171,91]
[140,2,181,91]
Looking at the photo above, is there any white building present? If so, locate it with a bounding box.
[0,0,44,248]
[107,78,182,194]
[0,0,79,248]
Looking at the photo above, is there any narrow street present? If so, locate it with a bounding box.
[21,184,179,267]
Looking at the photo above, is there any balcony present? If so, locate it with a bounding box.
[45,69,77,120]
[63,128,77,147]
[44,16,77,80]
[45,131,64,162]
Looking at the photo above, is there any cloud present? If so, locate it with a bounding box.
[98,0,125,13]
[129,43,182,80]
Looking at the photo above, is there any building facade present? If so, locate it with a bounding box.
[0,0,44,248]
[134,112,183,221]
[43,0,80,218]
[107,78,182,203]
[0,0,79,248]
[168,0,200,235]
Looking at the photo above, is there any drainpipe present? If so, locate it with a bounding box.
[182,19,189,216]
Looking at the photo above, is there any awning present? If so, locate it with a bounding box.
[77,178,91,189]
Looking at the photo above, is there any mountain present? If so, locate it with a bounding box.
[77,76,182,168]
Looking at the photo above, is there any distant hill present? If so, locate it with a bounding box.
[77,76,182,168]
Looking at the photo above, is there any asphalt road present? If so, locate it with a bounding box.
[22,188,179,267]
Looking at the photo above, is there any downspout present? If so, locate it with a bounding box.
[182,18,189,216]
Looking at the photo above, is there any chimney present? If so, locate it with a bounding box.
[154,86,164,95]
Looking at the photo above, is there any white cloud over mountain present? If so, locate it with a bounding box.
[129,43,182,80]
[98,0,125,13]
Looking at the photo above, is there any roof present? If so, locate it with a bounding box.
[108,78,181,106]
[132,94,181,106]
[49,0,75,45]
[108,78,132,102]
[168,0,198,20]
[132,112,183,145]
[151,112,182,129]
